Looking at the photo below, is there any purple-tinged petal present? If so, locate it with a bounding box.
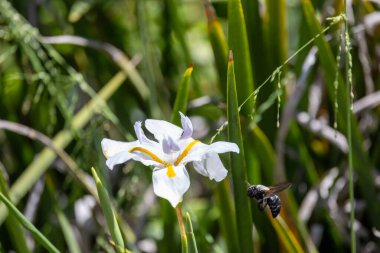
[179,112,193,139]
[162,135,180,154]
[134,121,153,144]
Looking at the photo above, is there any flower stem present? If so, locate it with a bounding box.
[175,204,188,253]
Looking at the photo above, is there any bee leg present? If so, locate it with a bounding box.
[258,199,267,212]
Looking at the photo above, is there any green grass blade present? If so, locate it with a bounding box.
[166,0,201,95]
[249,126,275,184]
[241,0,268,84]
[0,170,30,253]
[185,212,198,253]
[158,202,179,252]
[265,0,287,69]
[204,2,228,96]
[227,51,254,252]
[91,167,125,253]
[228,0,255,115]
[0,71,127,224]
[301,1,380,227]
[0,193,60,253]
[171,65,194,125]
[214,180,240,253]
[181,233,188,253]
[258,0,288,141]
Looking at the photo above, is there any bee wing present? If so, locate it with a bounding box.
[264,182,292,196]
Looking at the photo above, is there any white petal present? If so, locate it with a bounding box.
[105,151,134,170]
[136,157,163,167]
[152,165,190,207]
[180,142,208,163]
[105,150,163,170]
[193,153,228,182]
[145,119,183,142]
[181,141,239,164]
[179,112,193,139]
[101,138,138,159]
[192,161,209,177]
[209,142,240,154]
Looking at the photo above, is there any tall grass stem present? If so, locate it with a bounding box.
[176,204,188,253]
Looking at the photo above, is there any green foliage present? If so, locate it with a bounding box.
[92,167,128,253]
[227,0,255,115]
[185,212,198,253]
[171,65,194,125]
[227,51,254,252]
[0,193,60,253]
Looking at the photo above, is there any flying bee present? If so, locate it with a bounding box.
[247,182,291,218]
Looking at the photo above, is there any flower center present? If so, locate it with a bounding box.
[129,140,200,178]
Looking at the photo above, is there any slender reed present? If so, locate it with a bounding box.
[176,204,188,253]
[343,4,356,252]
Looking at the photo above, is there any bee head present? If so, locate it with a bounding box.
[247,185,258,198]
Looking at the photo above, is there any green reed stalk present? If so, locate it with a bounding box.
[176,204,188,253]
[227,51,254,253]
[343,6,356,252]
[185,212,198,253]
[228,0,255,115]
[92,167,126,253]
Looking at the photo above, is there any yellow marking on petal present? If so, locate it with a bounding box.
[129,147,168,165]
[166,164,176,178]
[175,140,200,166]
[103,150,109,159]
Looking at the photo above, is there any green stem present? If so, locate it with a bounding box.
[344,8,356,253]
[176,204,188,253]
[185,212,198,253]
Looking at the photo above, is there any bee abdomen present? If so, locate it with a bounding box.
[267,195,281,218]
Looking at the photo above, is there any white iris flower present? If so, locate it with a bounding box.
[101,112,239,207]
